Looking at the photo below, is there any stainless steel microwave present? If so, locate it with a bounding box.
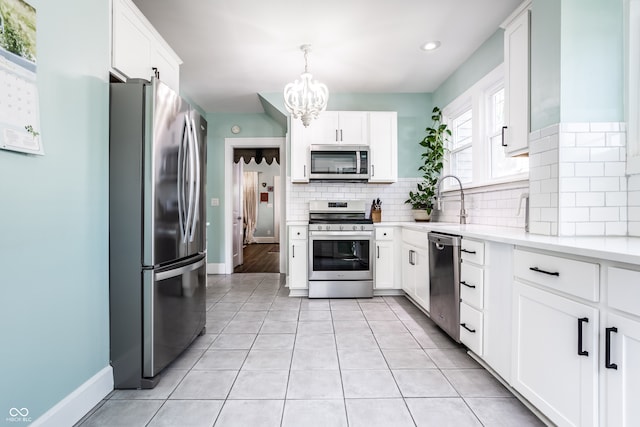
[309,145,370,181]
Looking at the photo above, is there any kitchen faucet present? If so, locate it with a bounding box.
[436,175,467,224]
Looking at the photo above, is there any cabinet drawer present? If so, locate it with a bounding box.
[289,226,308,240]
[402,228,429,249]
[461,238,485,265]
[513,249,599,302]
[460,302,483,356]
[375,227,395,241]
[460,262,484,309]
[608,267,640,317]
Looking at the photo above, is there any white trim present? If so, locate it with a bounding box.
[224,137,286,274]
[500,0,532,29]
[207,263,225,274]
[626,0,640,175]
[253,237,277,244]
[31,366,113,427]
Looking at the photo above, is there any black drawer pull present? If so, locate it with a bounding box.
[605,327,618,370]
[529,266,560,277]
[461,248,476,254]
[578,317,589,357]
[501,126,508,146]
[461,323,476,333]
[460,281,476,289]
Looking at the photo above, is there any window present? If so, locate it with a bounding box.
[443,66,528,188]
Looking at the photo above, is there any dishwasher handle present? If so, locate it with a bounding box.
[428,232,461,247]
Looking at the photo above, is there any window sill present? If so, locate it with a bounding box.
[440,175,529,195]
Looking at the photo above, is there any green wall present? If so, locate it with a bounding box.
[560,0,623,123]
[205,113,285,264]
[0,0,110,423]
[530,0,624,130]
[530,0,561,130]
[432,29,505,109]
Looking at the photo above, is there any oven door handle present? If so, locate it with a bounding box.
[309,231,374,237]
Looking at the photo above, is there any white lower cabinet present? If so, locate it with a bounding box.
[401,229,429,311]
[512,280,599,427]
[603,312,640,427]
[287,226,308,290]
[374,227,400,290]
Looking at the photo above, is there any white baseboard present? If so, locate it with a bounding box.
[32,366,113,427]
[207,263,226,274]
[253,237,277,244]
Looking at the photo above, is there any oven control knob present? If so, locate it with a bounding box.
[352,225,357,231]
[325,225,331,231]
[340,225,344,231]
[360,225,365,231]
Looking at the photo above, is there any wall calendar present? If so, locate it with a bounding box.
[0,0,42,156]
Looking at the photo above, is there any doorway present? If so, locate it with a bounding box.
[224,137,285,274]
[233,155,281,273]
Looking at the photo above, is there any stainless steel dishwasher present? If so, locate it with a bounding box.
[428,232,461,342]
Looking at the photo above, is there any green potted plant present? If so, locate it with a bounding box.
[405,106,450,221]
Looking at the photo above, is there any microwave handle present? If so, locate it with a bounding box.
[356,151,361,174]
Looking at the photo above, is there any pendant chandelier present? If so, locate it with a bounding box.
[283,44,329,127]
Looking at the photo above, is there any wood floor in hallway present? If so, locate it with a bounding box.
[233,243,280,273]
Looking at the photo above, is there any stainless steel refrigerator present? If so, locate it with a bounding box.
[109,78,207,389]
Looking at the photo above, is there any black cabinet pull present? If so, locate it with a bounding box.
[461,323,476,333]
[529,266,560,277]
[460,281,476,289]
[292,245,295,258]
[377,246,380,259]
[605,327,618,370]
[461,248,476,254]
[578,317,589,356]
[501,125,508,146]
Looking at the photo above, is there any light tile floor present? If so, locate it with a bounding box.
[76,273,545,427]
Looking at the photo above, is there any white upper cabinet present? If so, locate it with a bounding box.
[369,112,398,183]
[501,1,531,156]
[302,111,368,145]
[290,117,311,183]
[112,0,182,92]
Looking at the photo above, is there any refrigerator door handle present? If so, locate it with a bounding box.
[177,118,189,241]
[155,257,206,280]
[184,115,196,244]
[188,116,201,242]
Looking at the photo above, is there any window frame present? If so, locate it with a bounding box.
[441,65,528,191]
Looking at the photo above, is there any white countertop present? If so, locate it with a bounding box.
[375,222,640,265]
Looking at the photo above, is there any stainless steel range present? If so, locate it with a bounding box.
[308,200,374,298]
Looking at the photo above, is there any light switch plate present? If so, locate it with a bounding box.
[210,198,219,206]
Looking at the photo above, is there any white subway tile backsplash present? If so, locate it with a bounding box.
[560,122,590,133]
[560,177,590,192]
[591,147,622,162]
[606,132,625,147]
[606,221,627,236]
[575,192,605,207]
[559,193,576,207]
[590,207,619,222]
[561,207,590,222]
[591,177,620,192]
[559,163,575,177]
[560,147,591,162]
[576,222,605,236]
[605,162,626,176]
[575,162,604,177]
[606,192,627,207]
[576,132,606,147]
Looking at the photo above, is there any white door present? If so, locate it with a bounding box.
[273,175,281,245]
[604,312,640,427]
[232,161,243,268]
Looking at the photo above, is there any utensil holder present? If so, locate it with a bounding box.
[371,210,381,223]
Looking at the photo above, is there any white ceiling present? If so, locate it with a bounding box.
[132,0,522,113]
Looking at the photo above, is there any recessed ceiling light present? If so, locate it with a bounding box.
[421,41,441,51]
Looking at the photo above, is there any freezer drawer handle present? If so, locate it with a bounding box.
[577,317,589,357]
[155,258,205,281]
[529,266,560,277]
[501,126,508,146]
[461,323,476,333]
[460,281,476,289]
[461,248,476,254]
[605,327,618,370]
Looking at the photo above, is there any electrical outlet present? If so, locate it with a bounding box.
[210,198,219,206]
[267,230,271,235]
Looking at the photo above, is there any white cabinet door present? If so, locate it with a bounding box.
[401,243,415,298]
[288,229,308,289]
[375,240,396,289]
[112,0,181,91]
[369,112,398,183]
[413,245,429,310]
[112,0,153,80]
[290,118,310,183]
[503,7,530,156]
[151,43,180,93]
[308,112,340,144]
[338,111,368,145]
[604,312,640,427]
[512,281,598,427]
